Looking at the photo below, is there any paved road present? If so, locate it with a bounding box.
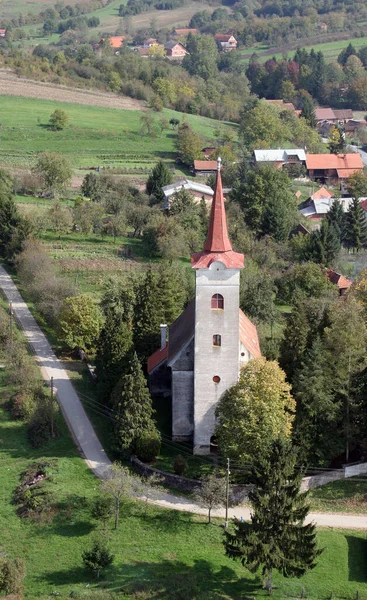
[0,265,111,478]
[1,265,366,529]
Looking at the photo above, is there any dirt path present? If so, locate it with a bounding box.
[0,70,145,111]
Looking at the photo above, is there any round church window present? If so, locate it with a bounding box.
[213,375,221,384]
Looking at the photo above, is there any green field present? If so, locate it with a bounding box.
[239,35,367,63]
[1,358,367,600]
[0,95,229,173]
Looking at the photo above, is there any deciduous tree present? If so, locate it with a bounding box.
[194,472,226,523]
[101,463,136,530]
[215,358,295,465]
[34,152,73,197]
[49,109,69,130]
[58,295,104,352]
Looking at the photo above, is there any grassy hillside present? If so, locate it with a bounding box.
[239,35,367,63]
[0,95,230,172]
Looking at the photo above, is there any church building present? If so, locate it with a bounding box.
[148,158,261,454]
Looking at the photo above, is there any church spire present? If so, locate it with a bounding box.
[191,157,244,270]
[204,157,232,253]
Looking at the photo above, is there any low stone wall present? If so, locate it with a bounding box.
[131,457,251,503]
[300,470,344,492]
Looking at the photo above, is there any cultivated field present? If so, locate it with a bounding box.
[0,0,92,17]
[0,71,145,111]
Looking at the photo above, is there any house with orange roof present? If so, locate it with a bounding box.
[108,36,125,49]
[148,158,261,454]
[305,153,363,190]
[326,269,352,295]
[193,160,218,176]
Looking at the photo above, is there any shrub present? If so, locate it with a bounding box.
[0,556,26,595]
[91,496,113,527]
[9,392,36,420]
[173,455,187,476]
[134,431,161,462]
[27,399,57,448]
[82,540,114,578]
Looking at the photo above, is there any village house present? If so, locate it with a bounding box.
[264,99,301,115]
[164,41,188,59]
[253,148,306,169]
[305,153,363,191]
[193,160,218,176]
[148,159,261,454]
[298,186,367,225]
[214,33,237,52]
[108,36,125,50]
[0,28,6,38]
[326,269,352,295]
[315,107,353,127]
[162,179,214,210]
[143,37,158,48]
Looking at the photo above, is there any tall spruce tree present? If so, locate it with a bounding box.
[300,96,317,128]
[279,296,310,382]
[326,199,344,243]
[111,351,158,454]
[306,219,340,265]
[344,197,367,251]
[133,267,162,362]
[224,438,322,591]
[146,160,172,206]
[293,337,341,465]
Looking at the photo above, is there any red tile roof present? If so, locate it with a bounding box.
[360,199,367,211]
[109,36,125,48]
[214,34,235,42]
[315,108,336,121]
[326,269,352,290]
[311,186,334,199]
[147,345,168,372]
[336,168,361,178]
[194,160,218,171]
[191,161,244,269]
[239,310,261,359]
[306,153,363,171]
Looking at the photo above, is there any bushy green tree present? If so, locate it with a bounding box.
[225,438,321,591]
[215,358,295,465]
[194,472,226,524]
[279,296,310,381]
[176,123,203,167]
[111,351,158,454]
[183,34,218,81]
[344,197,367,251]
[300,95,317,128]
[49,109,69,130]
[58,295,104,352]
[0,170,25,258]
[34,152,73,197]
[328,124,345,154]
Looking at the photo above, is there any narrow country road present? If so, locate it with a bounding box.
[0,264,111,478]
[0,265,366,529]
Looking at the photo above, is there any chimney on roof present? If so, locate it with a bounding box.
[160,324,167,350]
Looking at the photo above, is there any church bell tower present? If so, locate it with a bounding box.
[191,158,244,454]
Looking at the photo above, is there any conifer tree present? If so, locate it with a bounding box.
[326,199,344,243]
[293,337,341,465]
[279,296,310,381]
[95,313,133,404]
[343,197,367,251]
[146,160,172,206]
[133,267,162,362]
[224,438,322,591]
[111,351,157,454]
[300,96,317,129]
[306,219,340,264]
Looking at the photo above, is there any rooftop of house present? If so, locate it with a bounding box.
[254,148,306,162]
[194,160,218,171]
[144,37,158,44]
[108,35,125,48]
[326,269,352,290]
[264,99,296,112]
[162,178,214,199]
[214,34,236,42]
[136,47,149,56]
[164,40,186,50]
[305,153,363,171]
[299,196,367,217]
[315,107,336,121]
[333,109,353,120]
[311,186,334,199]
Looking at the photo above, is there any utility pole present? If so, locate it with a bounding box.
[224,457,230,529]
[50,376,54,438]
[9,301,13,351]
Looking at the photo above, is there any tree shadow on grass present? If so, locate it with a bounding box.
[346,535,367,582]
[129,504,199,534]
[38,558,261,599]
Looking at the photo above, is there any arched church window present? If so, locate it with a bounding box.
[211,294,224,310]
[213,334,221,347]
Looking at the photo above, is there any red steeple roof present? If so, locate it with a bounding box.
[191,158,244,269]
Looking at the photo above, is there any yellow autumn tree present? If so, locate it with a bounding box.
[215,357,295,465]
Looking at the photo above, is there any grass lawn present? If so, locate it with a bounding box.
[309,478,367,514]
[1,362,367,600]
[0,95,232,171]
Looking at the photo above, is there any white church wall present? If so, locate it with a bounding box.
[194,262,240,454]
[172,370,194,442]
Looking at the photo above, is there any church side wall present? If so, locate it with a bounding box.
[172,371,194,441]
[194,264,240,454]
